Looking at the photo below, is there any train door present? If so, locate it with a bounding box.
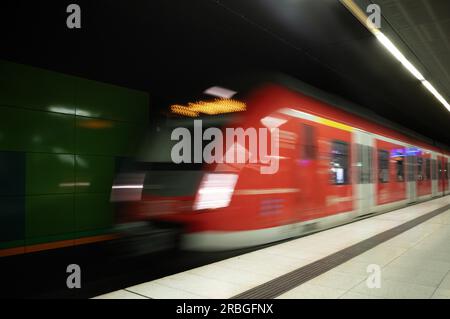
[447,158,450,195]
[354,131,374,216]
[443,157,448,195]
[431,155,438,196]
[438,156,448,195]
[406,150,417,203]
[295,122,324,220]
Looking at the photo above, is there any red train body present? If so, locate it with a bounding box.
[117,79,450,251]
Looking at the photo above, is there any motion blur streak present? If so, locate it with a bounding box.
[170,98,246,117]
[193,173,238,210]
[111,74,450,253]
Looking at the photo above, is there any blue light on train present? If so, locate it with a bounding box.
[391,148,405,157]
[405,147,422,156]
[390,148,422,157]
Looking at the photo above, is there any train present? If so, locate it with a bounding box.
[112,74,450,251]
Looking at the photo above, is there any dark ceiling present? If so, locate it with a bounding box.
[375,0,450,104]
[1,0,449,146]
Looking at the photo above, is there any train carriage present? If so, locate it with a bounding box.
[114,74,450,251]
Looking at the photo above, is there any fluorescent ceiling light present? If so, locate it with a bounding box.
[422,81,450,112]
[340,0,450,113]
[374,32,424,81]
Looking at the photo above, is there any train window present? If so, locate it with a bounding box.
[417,157,423,181]
[330,140,349,185]
[378,150,389,183]
[396,157,404,182]
[438,160,442,180]
[447,163,450,180]
[426,158,431,180]
[301,124,316,160]
[432,159,438,180]
[357,144,373,184]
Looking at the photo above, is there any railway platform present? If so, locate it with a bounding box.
[95,195,450,299]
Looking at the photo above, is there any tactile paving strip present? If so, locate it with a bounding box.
[231,203,450,299]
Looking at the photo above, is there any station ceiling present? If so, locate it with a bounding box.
[1,0,449,146]
[376,0,450,109]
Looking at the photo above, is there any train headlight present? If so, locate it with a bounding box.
[193,173,238,210]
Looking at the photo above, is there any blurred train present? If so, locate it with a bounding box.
[112,74,450,251]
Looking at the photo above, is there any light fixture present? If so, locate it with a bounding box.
[422,81,450,112]
[171,98,246,117]
[340,0,450,113]
[374,32,424,81]
[204,86,237,99]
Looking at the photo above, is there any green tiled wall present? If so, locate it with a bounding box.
[26,153,75,195]
[0,60,149,251]
[75,117,145,156]
[75,193,114,232]
[75,155,115,193]
[0,107,75,153]
[26,194,75,240]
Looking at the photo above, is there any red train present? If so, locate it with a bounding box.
[114,75,450,251]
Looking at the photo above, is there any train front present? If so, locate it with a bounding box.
[110,83,283,253]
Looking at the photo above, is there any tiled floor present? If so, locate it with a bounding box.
[95,196,450,299]
[277,206,450,299]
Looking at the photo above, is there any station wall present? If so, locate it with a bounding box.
[0,60,149,255]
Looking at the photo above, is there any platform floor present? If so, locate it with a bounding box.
[95,196,450,299]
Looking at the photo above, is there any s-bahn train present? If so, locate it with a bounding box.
[113,74,450,251]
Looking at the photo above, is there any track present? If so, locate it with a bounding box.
[0,238,259,299]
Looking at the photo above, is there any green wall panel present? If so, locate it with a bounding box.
[0,60,76,112]
[0,106,75,153]
[75,193,114,232]
[75,78,148,123]
[26,153,75,195]
[0,240,25,250]
[0,151,25,196]
[0,196,25,242]
[76,117,144,156]
[26,194,75,239]
[75,155,115,193]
